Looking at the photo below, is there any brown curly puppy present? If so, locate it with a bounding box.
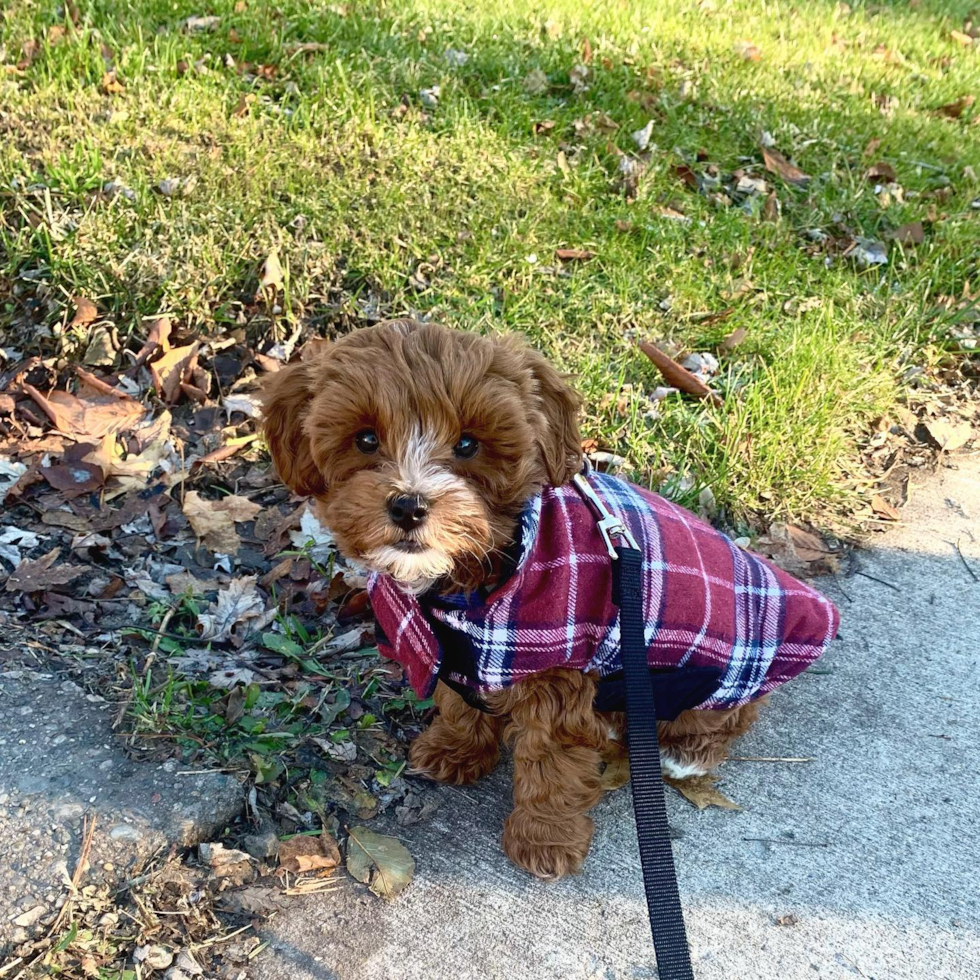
[261,319,782,880]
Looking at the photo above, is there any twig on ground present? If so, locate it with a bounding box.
[953,536,979,583]
[854,570,901,592]
[730,756,814,763]
[743,838,830,847]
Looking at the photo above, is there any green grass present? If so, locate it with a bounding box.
[2,0,979,523]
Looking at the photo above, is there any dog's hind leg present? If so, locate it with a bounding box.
[657,701,761,777]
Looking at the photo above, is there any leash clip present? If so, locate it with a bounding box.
[572,463,639,559]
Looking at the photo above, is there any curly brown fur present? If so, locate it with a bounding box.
[260,319,581,593]
[408,681,505,785]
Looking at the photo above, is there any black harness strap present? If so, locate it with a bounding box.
[613,544,695,980]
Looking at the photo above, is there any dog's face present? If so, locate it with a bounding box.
[260,320,582,592]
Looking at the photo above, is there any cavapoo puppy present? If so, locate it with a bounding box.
[261,319,838,880]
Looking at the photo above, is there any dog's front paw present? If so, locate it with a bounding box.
[502,811,593,880]
[408,725,500,785]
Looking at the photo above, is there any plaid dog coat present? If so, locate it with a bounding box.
[369,472,839,715]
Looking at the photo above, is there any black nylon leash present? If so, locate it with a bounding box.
[612,544,695,980]
[571,466,694,980]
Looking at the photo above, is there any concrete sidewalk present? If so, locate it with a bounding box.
[254,458,980,980]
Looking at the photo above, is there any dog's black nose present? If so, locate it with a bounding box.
[388,494,429,532]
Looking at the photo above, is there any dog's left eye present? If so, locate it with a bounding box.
[452,435,479,459]
[355,429,380,454]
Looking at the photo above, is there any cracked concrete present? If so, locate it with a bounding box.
[0,670,244,955]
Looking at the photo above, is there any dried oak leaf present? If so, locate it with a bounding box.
[888,221,924,245]
[22,379,144,439]
[665,774,741,811]
[196,575,266,641]
[761,147,810,188]
[346,826,415,901]
[101,70,124,94]
[923,419,973,452]
[719,327,748,351]
[755,523,840,577]
[16,39,40,71]
[733,40,761,61]
[936,95,975,119]
[255,250,285,301]
[41,461,104,494]
[600,753,631,790]
[183,490,261,553]
[639,342,723,407]
[199,842,253,885]
[865,161,897,182]
[131,315,172,369]
[69,296,99,329]
[871,495,900,521]
[150,342,200,404]
[4,548,89,593]
[279,833,341,873]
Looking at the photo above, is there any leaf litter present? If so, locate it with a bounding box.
[0,284,454,972]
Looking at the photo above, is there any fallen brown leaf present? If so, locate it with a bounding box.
[865,161,897,182]
[283,41,331,54]
[4,548,90,593]
[279,833,341,873]
[674,163,698,190]
[923,419,973,452]
[762,147,811,188]
[41,461,103,495]
[761,190,780,221]
[638,343,723,407]
[733,40,761,61]
[132,315,172,368]
[101,70,124,94]
[951,30,975,47]
[196,575,267,641]
[199,842,254,885]
[22,380,145,439]
[69,296,99,329]
[719,327,748,351]
[600,753,630,790]
[183,490,261,553]
[665,774,741,811]
[16,39,39,71]
[862,137,882,159]
[555,248,595,262]
[755,523,840,577]
[936,95,975,119]
[150,342,200,403]
[346,826,415,901]
[256,249,285,301]
[888,221,924,245]
[532,119,556,135]
[871,495,901,521]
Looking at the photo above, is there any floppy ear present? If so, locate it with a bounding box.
[516,343,584,487]
[260,358,328,497]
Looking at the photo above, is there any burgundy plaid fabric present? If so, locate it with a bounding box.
[368,472,839,709]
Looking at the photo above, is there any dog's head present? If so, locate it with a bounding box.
[260,319,582,592]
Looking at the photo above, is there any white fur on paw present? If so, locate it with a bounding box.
[660,754,707,779]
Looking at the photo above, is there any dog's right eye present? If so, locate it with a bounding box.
[355,430,380,454]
